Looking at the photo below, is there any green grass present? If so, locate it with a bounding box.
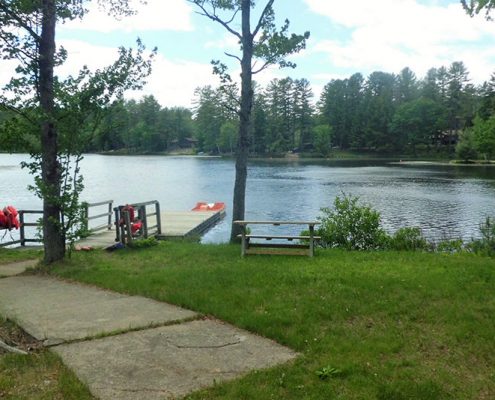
[0,318,93,400]
[0,248,42,265]
[50,242,495,399]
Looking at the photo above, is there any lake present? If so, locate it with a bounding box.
[0,153,494,244]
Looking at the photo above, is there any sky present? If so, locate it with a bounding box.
[2,0,495,108]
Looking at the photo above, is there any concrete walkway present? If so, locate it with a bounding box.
[0,259,38,277]
[0,270,297,399]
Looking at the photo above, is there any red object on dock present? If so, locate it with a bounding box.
[191,202,226,212]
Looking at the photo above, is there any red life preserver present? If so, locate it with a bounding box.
[1,206,20,230]
[119,205,135,225]
[131,220,143,235]
[0,209,7,229]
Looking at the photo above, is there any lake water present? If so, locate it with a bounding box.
[1,153,494,244]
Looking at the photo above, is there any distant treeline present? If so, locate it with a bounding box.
[1,61,494,158]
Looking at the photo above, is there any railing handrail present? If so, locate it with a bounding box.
[114,200,161,244]
[0,200,114,247]
[82,200,113,234]
[84,200,114,208]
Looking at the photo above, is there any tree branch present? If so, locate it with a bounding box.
[191,1,242,40]
[0,339,28,355]
[224,52,241,63]
[253,0,275,39]
[0,1,41,42]
[252,61,271,75]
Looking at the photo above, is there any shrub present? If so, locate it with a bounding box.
[128,237,159,249]
[467,217,495,256]
[436,238,464,253]
[388,227,430,251]
[318,194,388,250]
[456,130,478,162]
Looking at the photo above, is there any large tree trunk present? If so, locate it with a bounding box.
[230,0,253,243]
[40,0,65,263]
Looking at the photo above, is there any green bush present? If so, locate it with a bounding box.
[128,237,159,249]
[388,227,430,251]
[436,238,464,253]
[318,194,388,250]
[467,217,495,256]
[456,130,478,162]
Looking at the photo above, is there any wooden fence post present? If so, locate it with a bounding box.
[155,201,162,235]
[19,211,25,247]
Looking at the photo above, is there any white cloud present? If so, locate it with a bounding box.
[205,35,240,50]
[126,55,217,108]
[62,0,193,33]
[0,58,18,90]
[55,40,215,108]
[305,0,495,82]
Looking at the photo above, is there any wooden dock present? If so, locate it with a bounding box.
[77,210,225,248]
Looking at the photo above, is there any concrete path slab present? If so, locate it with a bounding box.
[0,276,198,344]
[53,319,297,400]
[0,259,39,277]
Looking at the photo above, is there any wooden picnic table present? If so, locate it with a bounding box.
[234,220,321,257]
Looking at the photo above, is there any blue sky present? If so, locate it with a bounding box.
[3,0,495,108]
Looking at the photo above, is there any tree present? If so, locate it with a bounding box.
[0,1,154,263]
[389,98,446,154]
[456,130,478,161]
[462,0,495,18]
[188,0,309,242]
[471,115,495,159]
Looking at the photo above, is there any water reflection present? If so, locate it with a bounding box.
[0,154,494,244]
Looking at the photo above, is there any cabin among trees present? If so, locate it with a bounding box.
[1,61,494,158]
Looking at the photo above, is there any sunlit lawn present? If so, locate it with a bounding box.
[46,242,495,399]
[0,317,93,400]
[0,248,42,265]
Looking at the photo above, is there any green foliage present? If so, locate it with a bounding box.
[471,115,495,160]
[128,237,159,249]
[387,227,430,251]
[456,129,479,161]
[436,238,464,253]
[313,124,333,156]
[462,0,495,18]
[468,217,495,255]
[315,365,343,380]
[389,98,446,154]
[318,193,388,250]
[53,242,495,399]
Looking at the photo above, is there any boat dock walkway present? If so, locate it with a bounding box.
[0,200,225,249]
[77,210,224,248]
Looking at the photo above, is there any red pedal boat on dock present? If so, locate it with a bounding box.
[191,202,226,212]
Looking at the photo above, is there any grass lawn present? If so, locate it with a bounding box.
[48,242,495,399]
[0,248,42,265]
[0,317,93,400]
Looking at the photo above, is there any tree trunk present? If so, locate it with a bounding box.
[40,0,64,263]
[230,0,253,243]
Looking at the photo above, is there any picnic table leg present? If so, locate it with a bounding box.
[241,226,247,257]
[309,225,315,257]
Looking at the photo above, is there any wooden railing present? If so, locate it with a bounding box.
[82,200,113,234]
[0,210,43,247]
[0,200,114,248]
[114,200,161,245]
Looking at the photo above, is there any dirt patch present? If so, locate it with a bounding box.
[0,319,43,355]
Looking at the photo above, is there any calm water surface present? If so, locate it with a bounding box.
[1,154,494,243]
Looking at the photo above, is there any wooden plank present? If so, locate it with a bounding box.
[234,220,319,226]
[76,210,224,248]
[248,243,310,249]
[240,235,321,240]
[246,248,309,256]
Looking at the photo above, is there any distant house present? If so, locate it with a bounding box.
[170,137,198,150]
[431,130,459,146]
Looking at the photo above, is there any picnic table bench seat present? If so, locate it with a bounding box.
[234,220,321,257]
